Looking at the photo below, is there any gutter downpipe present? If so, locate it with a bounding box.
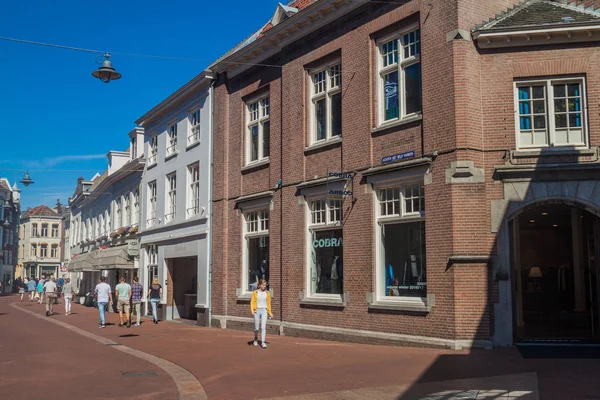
[207,75,216,327]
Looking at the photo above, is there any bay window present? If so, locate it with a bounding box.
[307,199,343,296]
[378,27,421,124]
[243,209,269,292]
[246,95,270,164]
[516,77,586,149]
[310,63,341,143]
[376,183,426,300]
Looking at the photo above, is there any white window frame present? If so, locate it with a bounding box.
[245,95,270,165]
[131,136,137,160]
[309,61,342,144]
[377,25,421,126]
[187,163,200,217]
[51,244,58,258]
[125,195,131,226]
[304,197,343,299]
[147,181,157,228]
[51,224,58,238]
[374,181,426,306]
[41,223,48,237]
[241,207,270,295]
[165,173,177,223]
[115,198,122,229]
[188,108,201,146]
[105,209,111,234]
[514,77,588,150]
[40,243,48,258]
[132,189,139,226]
[166,123,178,157]
[30,243,37,257]
[148,135,158,166]
[32,223,38,237]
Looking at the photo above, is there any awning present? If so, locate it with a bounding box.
[93,245,134,270]
[69,252,95,272]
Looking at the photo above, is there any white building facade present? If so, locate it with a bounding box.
[19,205,62,280]
[68,128,144,298]
[1,179,20,292]
[137,71,213,325]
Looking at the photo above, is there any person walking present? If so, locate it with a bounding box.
[147,278,162,324]
[115,276,132,328]
[43,277,58,316]
[62,278,75,315]
[0,281,4,296]
[18,282,26,302]
[94,276,113,328]
[54,276,64,305]
[250,279,272,349]
[28,278,37,301]
[131,277,144,326]
[36,278,44,304]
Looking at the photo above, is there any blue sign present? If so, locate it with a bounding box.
[382,151,415,164]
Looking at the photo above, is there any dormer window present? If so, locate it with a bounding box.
[131,136,137,160]
[271,3,298,27]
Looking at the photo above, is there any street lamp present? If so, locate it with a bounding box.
[19,170,34,187]
[92,52,122,83]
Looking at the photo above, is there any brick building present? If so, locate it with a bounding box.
[209,0,600,348]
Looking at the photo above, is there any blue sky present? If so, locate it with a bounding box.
[0,0,282,210]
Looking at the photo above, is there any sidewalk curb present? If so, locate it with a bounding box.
[10,302,207,400]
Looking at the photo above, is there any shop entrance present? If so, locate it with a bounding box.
[511,203,600,342]
[167,257,197,321]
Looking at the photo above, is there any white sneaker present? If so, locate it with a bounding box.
[253,340,258,346]
[261,343,267,349]
[135,323,141,327]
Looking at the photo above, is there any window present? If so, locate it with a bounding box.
[105,209,111,234]
[51,244,58,258]
[133,189,139,226]
[376,183,426,300]
[147,181,157,227]
[187,163,200,217]
[125,195,131,226]
[166,173,177,222]
[243,209,269,292]
[167,123,178,156]
[52,224,59,238]
[115,198,122,229]
[378,28,421,124]
[40,244,48,258]
[310,63,342,143]
[41,224,48,237]
[188,109,201,146]
[32,223,38,237]
[7,250,12,265]
[307,199,343,296]
[516,78,586,148]
[148,135,158,165]
[246,96,270,164]
[148,245,158,266]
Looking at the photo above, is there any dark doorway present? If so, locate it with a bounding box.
[167,257,198,320]
[513,203,600,341]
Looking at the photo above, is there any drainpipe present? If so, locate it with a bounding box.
[279,67,284,330]
[207,75,217,328]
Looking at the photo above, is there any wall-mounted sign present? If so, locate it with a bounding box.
[328,172,353,180]
[313,237,343,248]
[382,150,415,164]
[127,239,140,256]
[329,189,353,196]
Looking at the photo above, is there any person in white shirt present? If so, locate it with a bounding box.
[94,276,113,328]
[42,277,58,316]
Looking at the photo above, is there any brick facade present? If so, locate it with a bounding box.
[210,0,600,348]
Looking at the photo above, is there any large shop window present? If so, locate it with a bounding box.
[378,27,421,125]
[377,184,426,299]
[515,77,587,149]
[307,199,343,296]
[243,209,269,292]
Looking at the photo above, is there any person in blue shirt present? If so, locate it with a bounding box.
[27,278,37,301]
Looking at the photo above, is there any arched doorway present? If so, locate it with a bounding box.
[510,201,600,342]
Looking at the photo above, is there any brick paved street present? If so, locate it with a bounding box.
[2,294,600,399]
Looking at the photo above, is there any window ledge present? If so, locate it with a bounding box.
[367,299,430,313]
[165,152,178,162]
[512,148,595,158]
[186,141,200,151]
[242,158,270,172]
[147,162,157,170]
[236,292,252,302]
[300,295,346,308]
[304,136,342,153]
[372,114,423,134]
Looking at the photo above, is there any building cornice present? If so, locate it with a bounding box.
[80,158,145,207]
[473,22,600,48]
[211,0,364,79]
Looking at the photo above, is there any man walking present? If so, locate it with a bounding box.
[62,277,75,315]
[43,277,58,316]
[130,277,143,327]
[94,276,112,329]
[115,276,132,328]
[28,278,37,301]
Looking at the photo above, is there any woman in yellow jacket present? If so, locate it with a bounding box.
[250,279,272,348]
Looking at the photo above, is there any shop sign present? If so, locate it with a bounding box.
[329,189,353,196]
[127,239,140,256]
[382,150,415,164]
[312,237,343,248]
[327,170,354,199]
[328,172,353,180]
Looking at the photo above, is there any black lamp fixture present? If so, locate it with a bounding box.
[92,52,122,83]
[19,170,34,187]
[2,219,10,228]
